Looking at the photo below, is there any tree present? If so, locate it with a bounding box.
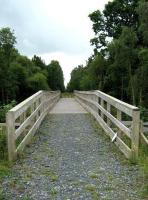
[89,0,139,53]
[9,62,27,101]
[47,60,65,91]
[67,65,84,92]
[27,73,49,92]
[0,27,16,67]
[32,55,46,70]
[0,27,16,103]
[106,27,138,105]
[137,1,148,47]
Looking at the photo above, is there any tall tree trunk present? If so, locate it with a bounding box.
[129,64,136,105]
[1,88,5,104]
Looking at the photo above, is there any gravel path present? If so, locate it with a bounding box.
[2,114,143,200]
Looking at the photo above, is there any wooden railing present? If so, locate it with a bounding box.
[75,90,140,161]
[119,121,148,146]
[6,90,60,161]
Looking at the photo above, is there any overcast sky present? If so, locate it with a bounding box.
[0,0,110,85]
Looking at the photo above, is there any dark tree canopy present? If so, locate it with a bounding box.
[47,61,65,92]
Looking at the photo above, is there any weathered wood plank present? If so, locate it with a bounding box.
[131,110,140,160]
[6,111,17,161]
[16,95,59,153]
[76,94,131,138]
[75,90,139,116]
[76,97,131,159]
[11,91,43,119]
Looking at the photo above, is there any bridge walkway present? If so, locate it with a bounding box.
[2,98,142,199]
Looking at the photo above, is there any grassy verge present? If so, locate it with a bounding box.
[138,144,148,198]
[61,92,74,98]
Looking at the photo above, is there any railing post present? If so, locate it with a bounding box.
[101,99,104,120]
[107,103,111,126]
[117,110,122,138]
[6,111,16,161]
[131,109,140,161]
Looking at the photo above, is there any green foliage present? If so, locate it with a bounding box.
[67,54,106,92]
[0,101,16,160]
[140,107,148,122]
[27,72,49,92]
[0,127,7,160]
[67,65,84,92]
[88,0,139,52]
[0,100,16,123]
[47,60,65,92]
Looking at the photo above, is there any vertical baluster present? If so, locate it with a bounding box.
[101,99,104,120]
[117,109,122,138]
[107,103,111,126]
[6,111,16,161]
[131,110,140,161]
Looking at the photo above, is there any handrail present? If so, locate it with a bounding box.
[6,90,60,161]
[75,90,140,161]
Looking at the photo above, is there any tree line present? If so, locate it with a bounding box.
[67,0,148,109]
[0,27,65,105]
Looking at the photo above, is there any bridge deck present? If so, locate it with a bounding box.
[2,99,142,199]
[50,98,88,113]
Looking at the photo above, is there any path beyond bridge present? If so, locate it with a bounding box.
[50,98,88,114]
[3,97,142,199]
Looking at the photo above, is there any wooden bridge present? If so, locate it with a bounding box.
[5,90,147,162]
[1,90,148,199]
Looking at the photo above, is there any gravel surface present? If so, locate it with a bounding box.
[2,114,143,199]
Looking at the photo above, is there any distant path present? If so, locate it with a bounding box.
[2,99,143,199]
[50,98,88,114]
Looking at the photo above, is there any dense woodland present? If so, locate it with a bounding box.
[0,27,65,105]
[67,0,148,111]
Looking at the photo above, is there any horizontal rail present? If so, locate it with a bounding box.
[76,97,131,159]
[10,91,43,119]
[76,90,139,116]
[75,90,140,161]
[77,94,131,139]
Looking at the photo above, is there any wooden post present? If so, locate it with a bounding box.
[107,103,111,127]
[101,99,104,120]
[131,110,140,161]
[117,110,122,138]
[6,111,16,161]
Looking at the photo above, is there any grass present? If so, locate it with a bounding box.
[0,189,6,200]
[50,187,58,195]
[0,126,7,160]
[88,172,99,179]
[85,184,96,191]
[85,184,100,200]
[138,144,148,198]
[42,169,58,182]
[0,160,12,199]
[61,92,74,98]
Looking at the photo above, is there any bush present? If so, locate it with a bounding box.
[0,127,7,160]
[0,100,16,123]
[140,107,148,122]
[0,101,16,160]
